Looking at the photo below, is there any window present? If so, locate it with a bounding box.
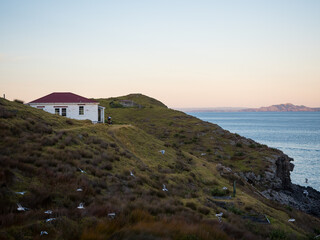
[55,108,60,115]
[61,108,67,116]
[79,106,84,115]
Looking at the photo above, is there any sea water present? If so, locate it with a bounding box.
[186,112,320,191]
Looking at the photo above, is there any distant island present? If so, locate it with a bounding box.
[241,103,320,112]
[180,103,320,112]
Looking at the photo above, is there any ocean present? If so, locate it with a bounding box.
[186,112,320,191]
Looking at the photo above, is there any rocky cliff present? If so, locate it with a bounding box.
[237,153,294,190]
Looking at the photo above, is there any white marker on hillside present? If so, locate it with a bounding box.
[17,203,26,211]
[77,203,85,209]
[40,231,48,236]
[15,191,26,195]
[162,184,168,192]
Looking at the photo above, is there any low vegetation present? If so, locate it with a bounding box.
[0,95,319,239]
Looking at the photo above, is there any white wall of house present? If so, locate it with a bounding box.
[29,103,102,123]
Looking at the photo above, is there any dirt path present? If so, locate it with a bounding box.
[107,124,134,134]
[57,123,133,133]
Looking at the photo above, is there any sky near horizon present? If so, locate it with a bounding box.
[1,1,320,108]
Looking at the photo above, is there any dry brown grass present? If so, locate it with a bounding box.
[81,210,231,240]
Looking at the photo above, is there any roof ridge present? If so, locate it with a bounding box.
[29,92,97,104]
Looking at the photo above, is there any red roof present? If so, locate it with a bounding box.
[29,92,97,104]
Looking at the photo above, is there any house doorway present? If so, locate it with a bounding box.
[98,108,101,122]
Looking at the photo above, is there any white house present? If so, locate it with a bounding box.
[28,92,105,123]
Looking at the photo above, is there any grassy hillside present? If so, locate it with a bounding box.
[0,96,319,240]
[97,94,282,178]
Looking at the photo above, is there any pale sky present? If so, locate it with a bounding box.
[1,0,320,108]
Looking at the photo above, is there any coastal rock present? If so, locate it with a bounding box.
[259,154,294,190]
[257,154,320,217]
[238,153,294,190]
[216,164,232,175]
[275,155,294,189]
[238,172,262,186]
[262,185,320,217]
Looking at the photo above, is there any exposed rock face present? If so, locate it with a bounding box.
[258,154,320,217]
[261,185,320,217]
[235,153,320,217]
[261,153,294,190]
[237,153,294,190]
[216,163,232,175]
[275,155,294,189]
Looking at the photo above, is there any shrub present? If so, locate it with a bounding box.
[65,119,74,125]
[234,152,244,157]
[156,191,166,198]
[128,209,153,224]
[100,141,109,149]
[175,160,190,172]
[34,122,52,134]
[228,205,243,215]
[0,106,17,118]
[109,101,124,108]
[56,216,82,240]
[186,202,197,210]
[86,136,102,145]
[198,207,210,215]
[79,149,93,158]
[8,126,21,136]
[110,143,117,148]
[92,156,102,166]
[285,205,292,212]
[101,162,113,171]
[13,99,24,104]
[64,135,77,146]
[269,229,288,240]
[40,136,56,146]
[211,187,228,197]
[235,143,242,148]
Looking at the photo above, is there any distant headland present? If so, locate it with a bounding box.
[241,103,320,112]
[179,103,320,112]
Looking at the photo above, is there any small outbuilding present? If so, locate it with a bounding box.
[28,92,105,123]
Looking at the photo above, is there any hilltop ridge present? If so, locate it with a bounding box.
[1,95,320,240]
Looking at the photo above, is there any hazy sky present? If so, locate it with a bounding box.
[1,0,320,108]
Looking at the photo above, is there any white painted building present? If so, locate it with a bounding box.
[28,92,105,123]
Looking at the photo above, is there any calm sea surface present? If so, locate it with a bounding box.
[186,112,320,191]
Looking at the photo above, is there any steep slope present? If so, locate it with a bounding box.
[98,95,320,216]
[0,97,320,240]
[97,95,294,191]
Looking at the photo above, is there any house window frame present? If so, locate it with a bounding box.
[55,108,60,115]
[79,106,84,115]
[61,108,67,116]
